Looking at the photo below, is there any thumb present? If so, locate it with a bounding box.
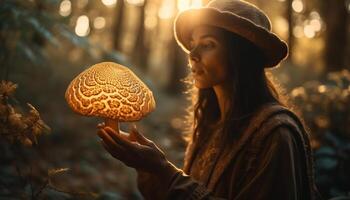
[130,124,152,146]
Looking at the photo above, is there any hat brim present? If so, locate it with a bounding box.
[174,7,288,68]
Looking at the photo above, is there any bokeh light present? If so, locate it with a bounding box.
[293,25,304,38]
[274,16,289,39]
[304,24,316,38]
[75,15,90,37]
[158,0,176,19]
[292,0,304,13]
[101,0,117,7]
[177,0,191,11]
[126,0,145,6]
[59,0,71,17]
[145,15,158,29]
[93,17,106,29]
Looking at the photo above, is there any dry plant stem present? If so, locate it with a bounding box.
[104,118,119,132]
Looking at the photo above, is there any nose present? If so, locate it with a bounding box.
[189,47,200,63]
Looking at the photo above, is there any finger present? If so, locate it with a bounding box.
[104,127,142,151]
[97,129,118,147]
[97,122,105,129]
[130,124,152,146]
[101,140,127,161]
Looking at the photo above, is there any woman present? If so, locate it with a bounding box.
[97,0,320,199]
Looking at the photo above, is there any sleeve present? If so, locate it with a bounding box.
[137,162,225,200]
[234,126,303,200]
[138,126,303,200]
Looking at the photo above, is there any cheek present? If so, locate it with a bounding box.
[202,54,229,80]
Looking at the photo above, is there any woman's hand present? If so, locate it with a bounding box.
[97,124,168,174]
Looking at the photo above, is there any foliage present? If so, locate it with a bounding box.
[0,80,101,199]
[0,0,125,79]
[0,80,50,146]
[290,70,350,198]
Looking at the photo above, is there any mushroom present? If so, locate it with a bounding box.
[65,62,156,131]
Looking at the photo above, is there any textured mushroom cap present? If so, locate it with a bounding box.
[65,62,156,122]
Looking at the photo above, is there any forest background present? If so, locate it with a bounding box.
[0,0,349,199]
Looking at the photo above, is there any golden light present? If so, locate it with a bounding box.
[310,11,320,20]
[159,0,176,19]
[101,0,117,7]
[93,17,106,29]
[274,16,289,39]
[145,15,158,29]
[177,0,191,11]
[191,0,203,8]
[292,0,303,13]
[177,0,203,11]
[75,15,90,37]
[310,19,321,32]
[77,0,89,9]
[309,11,322,32]
[126,0,144,6]
[304,24,315,38]
[59,0,71,17]
[318,85,326,93]
[293,25,304,38]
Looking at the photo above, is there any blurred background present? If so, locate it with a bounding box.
[0,0,349,199]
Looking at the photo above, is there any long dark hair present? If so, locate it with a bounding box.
[183,27,290,144]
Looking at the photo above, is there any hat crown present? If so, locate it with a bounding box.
[207,0,271,31]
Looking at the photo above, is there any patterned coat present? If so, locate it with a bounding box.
[137,103,320,200]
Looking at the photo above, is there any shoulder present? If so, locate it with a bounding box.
[251,103,305,136]
[248,103,308,149]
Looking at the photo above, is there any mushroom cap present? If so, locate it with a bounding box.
[65,62,156,122]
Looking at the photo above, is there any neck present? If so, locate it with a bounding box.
[213,84,231,123]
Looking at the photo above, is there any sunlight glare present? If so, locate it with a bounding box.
[93,17,106,29]
[274,16,289,38]
[126,0,145,6]
[191,0,203,8]
[304,25,315,38]
[177,0,203,11]
[310,19,321,32]
[75,15,90,37]
[59,0,71,17]
[292,0,303,13]
[318,85,326,93]
[145,16,158,29]
[101,0,117,7]
[177,0,191,11]
[293,25,303,38]
[159,0,176,19]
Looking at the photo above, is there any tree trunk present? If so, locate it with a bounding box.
[112,0,125,51]
[166,37,188,95]
[321,0,348,72]
[286,0,294,61]
[132,0,149,71]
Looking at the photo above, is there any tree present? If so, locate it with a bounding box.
[320,0,349,72]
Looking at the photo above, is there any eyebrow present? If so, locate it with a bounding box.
[189,34,216,42]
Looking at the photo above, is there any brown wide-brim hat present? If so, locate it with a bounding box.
[174,0,289,68]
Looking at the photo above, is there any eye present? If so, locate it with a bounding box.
[201,41,214,49]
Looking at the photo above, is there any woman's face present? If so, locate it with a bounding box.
[188,25,230,89]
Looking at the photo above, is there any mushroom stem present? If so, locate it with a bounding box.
[105,118,119,132]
